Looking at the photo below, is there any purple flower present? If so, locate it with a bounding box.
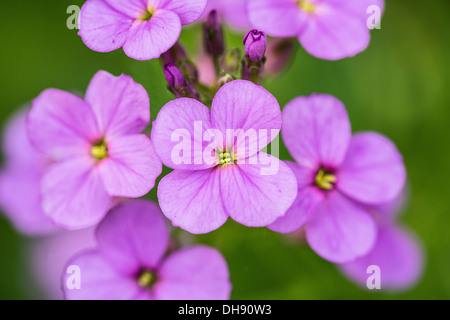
[201,0,252,31]
[63,200,231,300]
[29,227,96,299]
[79,0,207,60]
[269,94,406,263]
[0,109,57,235]
[339,190,424,290]
[243,29,267,62]
[248,0,385,60]
[151,80,298,234]
[27,71,162,230]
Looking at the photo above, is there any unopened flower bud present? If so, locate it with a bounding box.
[243,29,267,62]
[204,10,225,57]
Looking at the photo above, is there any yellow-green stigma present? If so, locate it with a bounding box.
[139,8,154,21]
[315,169,336,190]
[217,151,234,166]
[137,270,157,288]
[298,1,316,13]
[90,140,108,161]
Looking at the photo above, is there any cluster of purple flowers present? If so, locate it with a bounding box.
[0,0,423,299]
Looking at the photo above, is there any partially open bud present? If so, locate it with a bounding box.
[164,63,186,90]
[204,10,225,57]
[243,30,267,62]
[163,63,199,99]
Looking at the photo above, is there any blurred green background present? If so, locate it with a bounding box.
[0,1,449,299]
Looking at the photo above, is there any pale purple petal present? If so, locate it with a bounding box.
[2,109,43,168]
[151,98,215,170]
[158,169,228,234]
[0,167,57,236]
[282,94,351,169]
[41,157,112,230]
[325,0,385,19]
[29,227,96,300]
[337,132,406,205]
[97,134,162,198]
[95,200,169,275]
[221,153,297,227]
[268,187,324,234]
[298,2,370,60]
[340,225,423,290]
[201,0,253,31]
[305,192,377,263]
[63,251,150,300]
[155,246,231,300]
[85,71,150,137]
[211,80,281,159]
[248,0,306,37]
[28,89,100,161]
[156,0,207,25]
[268,162,324,233]
[104,0,148,18]
[79,0,133,53]
[370,186,409,225]
[123,10,181,60]
[0,110,56,235]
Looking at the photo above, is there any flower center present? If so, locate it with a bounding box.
[315,168,336,190]
[217,150,234,166]
[137,269,158,289]
[298,1,316,13]
[139,8,154,21]
[90,139,108,161]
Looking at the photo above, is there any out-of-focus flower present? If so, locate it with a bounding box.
[62,200,232,300]
[79,0,207,60]
[201,0,252,32]
[196,51,217,87]
[248,0,385,60]
[338,189,424,290]
[27,71,162,230]
[152,80,297,234]
[243,30,267,62]
[269,94,406,263]
[29,227,96,299]
[264,38,297,76]
[0,109,57,236]
[203,10,225,57]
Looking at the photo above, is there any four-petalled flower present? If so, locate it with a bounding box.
[27,71,162,229]
[268,94,406,263]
